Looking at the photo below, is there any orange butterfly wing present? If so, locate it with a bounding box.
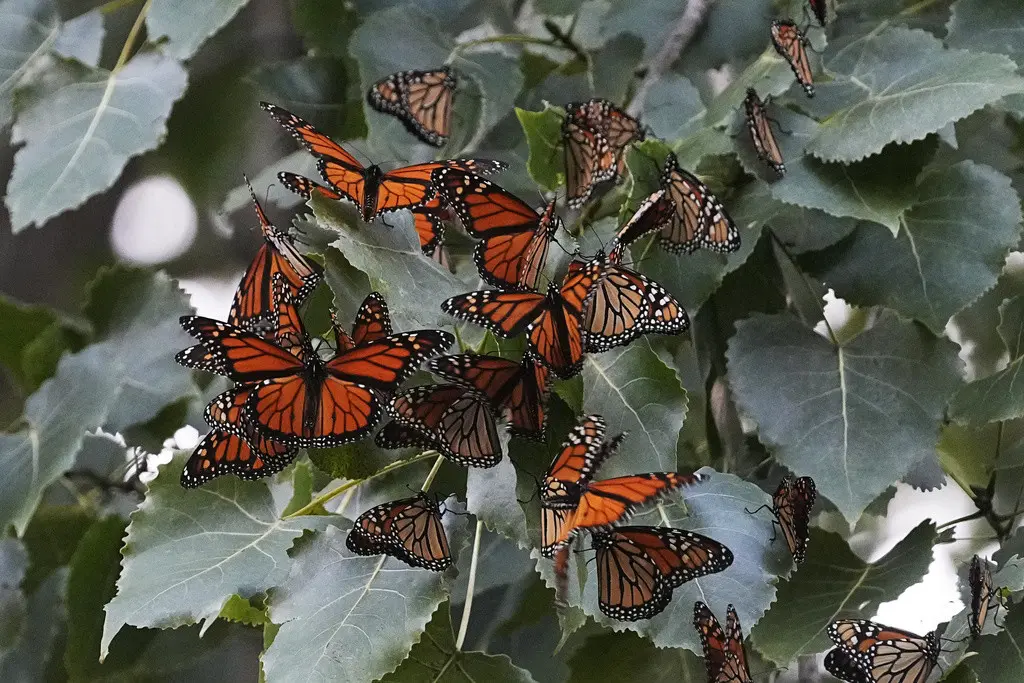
[771,20,814,97]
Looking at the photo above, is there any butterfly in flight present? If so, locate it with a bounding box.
[179,290,452,448]
[429,353,549,439]
[262,101,504,222]
[441,259,600,379]
[346,492,452,571]
[743,89,785,176]
[770,20,814,97]
[367,66,456,147]
[376,383,501,468]
[694,602,753,683]
[591,525,733,621]
[542,415,702,555]
[565,98,645,178]
[825,620,941,683]
[749,475,817,564]
[433,168,559,290]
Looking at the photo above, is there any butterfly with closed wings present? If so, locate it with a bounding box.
[694,602,753,683]
[346,492,453,571]
[367,66,456,147]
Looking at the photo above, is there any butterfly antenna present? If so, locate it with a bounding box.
[744,503,773,516]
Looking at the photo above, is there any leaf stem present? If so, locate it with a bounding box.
[283,451,438,519]
[455,519,484,651]
[421,453,446,491]
[767,228,840,347]
[453,34,572,54]
[113,0,152,74]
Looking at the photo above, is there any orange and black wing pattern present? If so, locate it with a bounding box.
[228,181,322,331]
[743,89,785,175]
[771,21,814,97]
[592,526,734,621]
[367,66,456,147]
[660,152,740,254]
[826,620,940,683]
[525,259,600,378]
[694,603,753,683]
[383,383,501,468]
[350,292,394,346]
[434,169,557,290]
[566,98,644,176]
[411,196,452,263]
[772,475,817,564]
[563,117,616,209]
[346,493,452,570]
[969,555,996,639]
[441,288,547,338]
[429,353,549,439]
[176,316,308,383]
[181,429,296,488]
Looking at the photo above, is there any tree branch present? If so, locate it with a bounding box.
[628,0,715,117]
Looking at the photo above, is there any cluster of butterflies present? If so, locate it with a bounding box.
[169,2,1011,678]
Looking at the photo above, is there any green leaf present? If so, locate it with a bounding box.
[380,603,538,683]
[516,106,564,191]
[100,451,328,658]
[581,339,687,474]
[0,271,195,534]
[21,504,94,592]
[0,570,65,680]
[291,0,359,57]
[6,53,188,230]
[550,471,791,652]
[146,0,252,60]
[635,74,705,143]
[567,629,705,683]
[811,162,1022,333]
[466,449,528,548]
[967,597,1024,682]
[0,0,60,128]
[727,311,962,522]
[0,538,28,651]
[0,294,83,392]
[732,181,857,254]
[770,140,925,236]
[217,595,268,626]
[311,195,474,332]
[938,423,999,492]
[52,10,103,67]
[806,28,1024,162]
[950,295,1024,424]
[262,523,459,683]
[65,516,130,680]
[946,0,1024,66]
[750,521,942,664]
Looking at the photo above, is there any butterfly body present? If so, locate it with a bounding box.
[743,89,785,175]
[772,475,817,563]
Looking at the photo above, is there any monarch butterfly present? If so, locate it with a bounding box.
[809,0,828,26]
[331,292,393,352]
[376,384,501,468]
[825,620,940,683]
[178,293,452,448]
[566,98,645,177]
[611,189,675,249]
[969,555,1005,639]
[262,102,504,222]
[770,20,814,97]
[569,247,689,353]
[542,416,702,555]
[433,168,559,290]
[694,602,753,683]
[346,492,452,571]
[562,116,616,209]
[748,475,817,564]
[228,180,322,331]
[277,172,452,264]
[441,259,601,379]
[429,353,549,439]
[743,89,785,176]
[181,429,297,488]
[592,525,734,621]
[367,66,456,147]
[659,152,740,254]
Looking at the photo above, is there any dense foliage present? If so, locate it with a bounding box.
[2,0,1024,681]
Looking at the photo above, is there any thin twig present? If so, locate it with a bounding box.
[421,454,446,492]
[455,520,484,651]
[627,0,715,117]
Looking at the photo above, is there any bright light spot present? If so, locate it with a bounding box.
[111,176,197,264]
[180,275,242,319]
